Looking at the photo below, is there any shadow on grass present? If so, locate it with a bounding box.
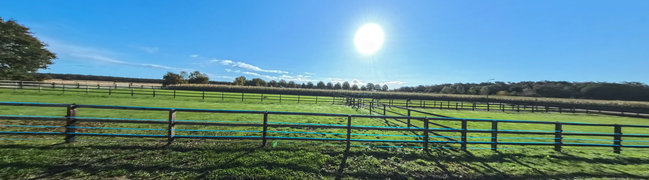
[1,143,648,179]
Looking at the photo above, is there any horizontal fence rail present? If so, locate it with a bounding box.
[2,80,647,119]
[1,101,648,153]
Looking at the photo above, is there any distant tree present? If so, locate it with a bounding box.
[366,83,374,91]
[279,79,288,87]
[382,84,388,91]
[1,18,57,80]
[334,82,342,89]
[351,84,359,90]
[480,86,491,95]
[326,82,333,89]
[187,71,209,84]
[441,86,456,94]
[234,76,247,86]
[300,83,306,88]
[306,82,314,88]
[251,78,267,86]
[360,85,367,91]
[162,72,185,86]
[268,80,278,87]
[467,86,481,95]
[374,84,381,91]
[342,81,351,90]
[316,81,326,89]
[288,81,297,88]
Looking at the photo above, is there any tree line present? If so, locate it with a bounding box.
[395,81,649,101]
[231,76,389,91]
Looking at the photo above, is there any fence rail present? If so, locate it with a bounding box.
[1,101,648,153]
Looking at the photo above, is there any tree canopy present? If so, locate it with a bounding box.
[0,18,56,80]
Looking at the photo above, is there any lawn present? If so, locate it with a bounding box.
[1,89,649,179]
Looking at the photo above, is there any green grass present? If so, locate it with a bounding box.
[2,89,649,179]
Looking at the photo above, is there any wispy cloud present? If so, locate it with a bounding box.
[45,38,192,72]
[304,72,315,75]
[131,46,159,54]
[190,54,199,58]
[208,59,288,74]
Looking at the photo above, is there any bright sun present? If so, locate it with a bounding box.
[354,23,384,55]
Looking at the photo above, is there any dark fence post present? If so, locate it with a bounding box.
[369,102,373,114]
[85,86,88,94]
[241,93,244,101]
[424,118,429,150]
[423,100,426,108]
[346,115,352,150]
[614,125,622,154]
[298,95,300,104]
[487,103,490,111]
[131,88,134,96]
[279,94,282,104]
[64,104,77,143]
[383,104,386,116]
[202,91,205,100]
[261,93,264,103]
[152,88,156,97]
[332,97,335,104]
[107,87,110,95]
[554,123,562,152]
[221,92,224,101]
[472,103,476,111]
[461,120,467,150]
[455,103,458,110]
[173,89,176,98]
[315,96,318,104]
[407,109,411,127]
[262,112,269,147]
[491,121,498,151]
[167,109,176,145]
[406,100,409,108]
[62,84,66,94]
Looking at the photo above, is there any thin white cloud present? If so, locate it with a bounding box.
[209,59,288,74]
[220,60,234,65]
[304,72,315,75]
[137,46,159,54]
[190,54,199,58]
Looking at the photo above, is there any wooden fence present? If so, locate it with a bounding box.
[1,101,648,153]
[2,80,648,118]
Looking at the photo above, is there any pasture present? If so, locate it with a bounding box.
[1,89,649,179]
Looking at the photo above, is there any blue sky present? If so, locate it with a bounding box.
[2,1,649,88]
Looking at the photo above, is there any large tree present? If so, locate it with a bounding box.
[0,18,56,80]
[162,72,185,86]
[187,71,209,84]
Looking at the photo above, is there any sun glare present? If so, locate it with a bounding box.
[354,23,384,55]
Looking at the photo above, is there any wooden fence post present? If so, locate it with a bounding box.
[298,95,300,104]
[19,81,23,89]
[461,120,468,150]
[332,97,335,104]
[315,96,318,104]
[85,86,89,94]
[279,94,282,104]
[424,118,429,151]
[241,93,244,101]
[64,104,77,143]
[152,88,156,97]
[202,91,205,100]
[131,88,134,96]
[369,102,373,114]
[261,93,264,103]
[167,109,176,145]
[614,125,622,154]
[221,92,224,101]
[346,115,352,150]
[406,100,409,108]
[554,123,562,152]
[472,103,476,111]
[173,89,176,98]
[383,104,386,116]
[407,109,411,127]
[455,103,458,110]
[262,112,269,147]
[491,121,498,151]
[107,87,110,95]
[487,103,490,111]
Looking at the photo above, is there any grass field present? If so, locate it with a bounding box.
[2,89,649,179]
